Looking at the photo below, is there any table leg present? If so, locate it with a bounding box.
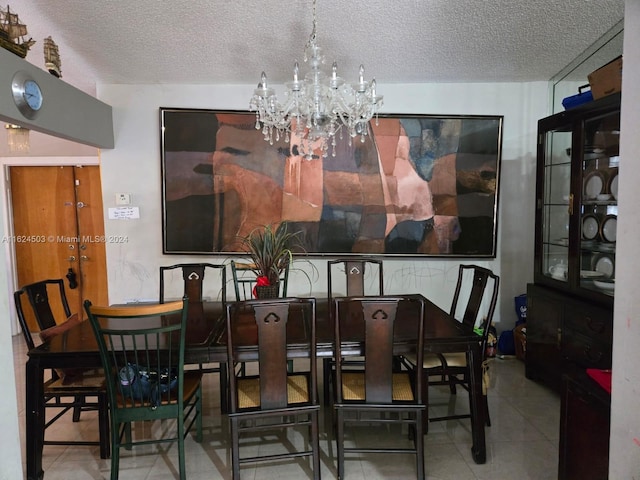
[26,357,45,480]
[467,343,487,464]
[219,361,228,414]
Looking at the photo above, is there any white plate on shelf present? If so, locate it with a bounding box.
[582,214,599,240]
[610,172,619,200]
[593,279,615,292]
[594,255,615,278]
[583,171,605,199]
[601,215,617,242]
[581,270,604,279]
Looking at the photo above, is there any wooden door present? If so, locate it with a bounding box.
[10,166,108,330]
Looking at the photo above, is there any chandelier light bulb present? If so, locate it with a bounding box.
[249,0,383,159]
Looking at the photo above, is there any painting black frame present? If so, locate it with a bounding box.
[160,108,503,257]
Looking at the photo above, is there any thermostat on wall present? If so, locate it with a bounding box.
[115,193,131,205]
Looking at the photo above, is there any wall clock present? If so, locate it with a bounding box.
[11,71,43,119]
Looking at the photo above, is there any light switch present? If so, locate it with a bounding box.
[115,193,131,205]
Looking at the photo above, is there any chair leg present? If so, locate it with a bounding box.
[110,424,120,480]
[124,422,132,450]
[219,362,228,414]
[98,392,110,459]
[415,410,425,480]
[72,396,82,422]
[311,410,321,480]
[485,394,491,427]
[336,409,345,480]
[177,415,186,480]
[421,371,429,435]
[196,385,203,442]
[447,374,457,394]
[230,417,241,480]
[323,358,332,406]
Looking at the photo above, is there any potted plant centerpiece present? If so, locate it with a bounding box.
[238,222,302,299]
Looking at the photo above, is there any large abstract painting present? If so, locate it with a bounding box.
[161,109,503,257]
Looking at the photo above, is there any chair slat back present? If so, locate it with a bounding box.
[451,265,499,332]
[15,279,72,349]
[328,258,383,301]
[334,295,425,405]
[230,261,257,301]
[254,303,289,409]
[226,298,317,411]
[159,263,227,304]
[362,299,397,403]
[85,299,188,413]
[231,260,289,300]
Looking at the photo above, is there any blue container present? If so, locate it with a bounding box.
[562,85,593,110]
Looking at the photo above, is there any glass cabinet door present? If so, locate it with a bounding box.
[541,126,572,283]
[579,111,619,296]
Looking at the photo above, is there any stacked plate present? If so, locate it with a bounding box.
[600,215,617,243]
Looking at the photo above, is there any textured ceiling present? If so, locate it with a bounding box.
[10,0,626,96]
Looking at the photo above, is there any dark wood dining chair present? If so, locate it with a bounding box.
[225,297,321,480]
[333,295,426,480]
[159,262,229,410]
[14,279,110,459]
[404,264,499,429]
[324,257,384,404]
[327,257,384,300]
[84,298,203,480]
[230,259,289,300]
[159,262,227,304]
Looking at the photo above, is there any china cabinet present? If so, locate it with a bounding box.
[526,93,619,390]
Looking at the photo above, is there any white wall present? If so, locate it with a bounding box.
[0,190,21,480]
[609,1,640,476]
[98,81,548,327]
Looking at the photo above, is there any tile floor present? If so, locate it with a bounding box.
[13,334,561,480]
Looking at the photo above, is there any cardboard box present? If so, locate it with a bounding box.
[588,56,622,100]
[514,324,526,361]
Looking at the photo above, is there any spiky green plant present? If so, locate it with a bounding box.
[239,223,301,285]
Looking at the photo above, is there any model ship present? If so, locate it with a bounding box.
[44,36,61,77]
[0,5,35,58]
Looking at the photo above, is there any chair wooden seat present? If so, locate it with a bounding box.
[341,372,415,402]
[404,351,468,369]
[46,372,106,390]
[237,374,310,408]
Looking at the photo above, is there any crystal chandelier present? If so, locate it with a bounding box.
[5,124,30,153]
[249,0,383,160]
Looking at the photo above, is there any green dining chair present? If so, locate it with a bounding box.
[84,298,203,480]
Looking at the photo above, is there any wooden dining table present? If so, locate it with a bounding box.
[24,294,486,480]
